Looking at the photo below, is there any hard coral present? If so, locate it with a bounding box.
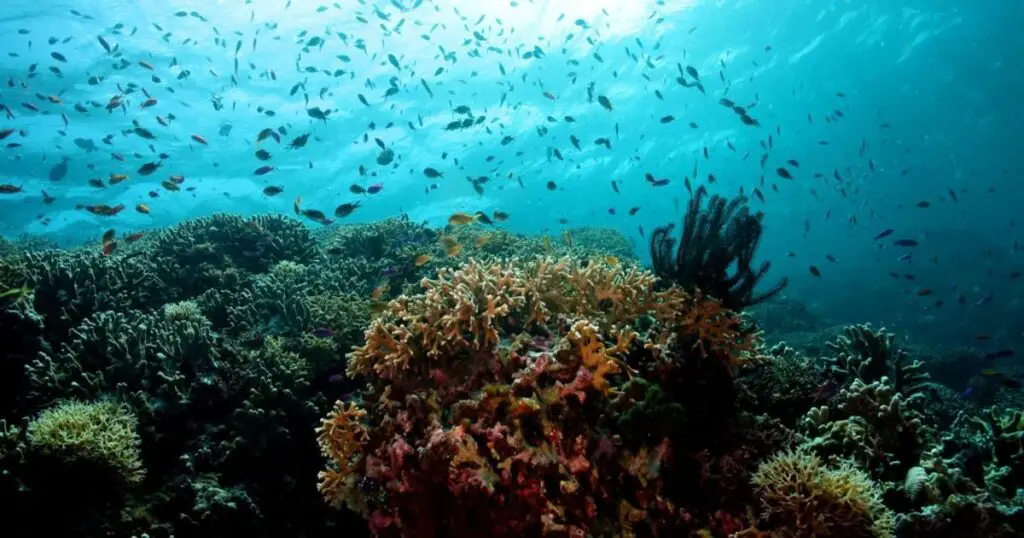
[750,448,894,538]
[824,324,930,396]
[319,257,753,537]
[26,399,144,485]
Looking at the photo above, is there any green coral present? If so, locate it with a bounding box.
[26,400,143,485]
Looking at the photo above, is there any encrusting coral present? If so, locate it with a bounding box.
[317,256,755,537]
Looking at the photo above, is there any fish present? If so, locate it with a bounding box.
[448,212,476,226]
[137,161,162,176]
[254,166,275,176]
[414,254,431,266]
[263,186,284,196]
[873,229,894,240]
[48,158,69,182]
[334,201,361,218]
[808,265,821,277]
[893,239,919,247]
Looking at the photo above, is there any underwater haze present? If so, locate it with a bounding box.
[3,0,1022,349]
[0,2,1021,350]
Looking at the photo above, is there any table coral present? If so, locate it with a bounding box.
[318,256,754,537]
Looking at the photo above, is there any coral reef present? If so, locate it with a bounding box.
[0,212,1021,538]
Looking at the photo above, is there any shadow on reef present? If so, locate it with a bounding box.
[1,207,1023,538]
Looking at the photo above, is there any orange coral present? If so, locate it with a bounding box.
[316,401,369,510]
[347,257,754,381]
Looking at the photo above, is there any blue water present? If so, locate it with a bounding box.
[1,0,1022,349]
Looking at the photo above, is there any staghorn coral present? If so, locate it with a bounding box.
[26,399,144,485]
[318,256,753,537]
[824,324,930,396]
[749,447,894,537]
[650,186,787,311]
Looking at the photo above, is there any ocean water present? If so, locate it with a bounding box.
[2,2,1023,375]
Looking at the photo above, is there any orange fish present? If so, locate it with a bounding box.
[371,282,390,300]
[414,254,431,266]
[135,204,151,214]
[109,173,128,185]
[191,134,208,145]
[102,241,117,256]
[125,232,145,242]
[140,98,157,109]
[139,60,154,70]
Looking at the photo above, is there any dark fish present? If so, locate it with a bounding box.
[334,201,361,218]
[983,349,1016,360]
[809,265,821,277]
[893,239,919,247]
[776,167,793,179]
[873,228,894,240]
[137,161,161,176]
[48,157,69,181]
[263,186,283,196]
[255,149,272,160]
[254,166,275,176]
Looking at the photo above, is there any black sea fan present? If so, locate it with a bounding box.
[650,186,787,310]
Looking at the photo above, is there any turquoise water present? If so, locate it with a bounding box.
[0,0,1021,347]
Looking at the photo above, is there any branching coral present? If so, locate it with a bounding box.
[150,213,317,295]
[649,186,787,311]
[824,324,930,396]
[750,448,894,537]
[319,257,754,537]
[26,399,144,485]
[25,309,221,416]
[799,378,933,483]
